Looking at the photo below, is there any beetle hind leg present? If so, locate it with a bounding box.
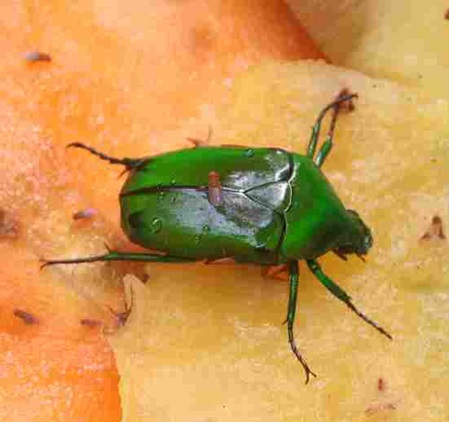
[286,260,317,384]
[67,142,145,170]
[306,259,393,340]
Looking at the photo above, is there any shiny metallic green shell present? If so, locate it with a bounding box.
[120,147,354,264]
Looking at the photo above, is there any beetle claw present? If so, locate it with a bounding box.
[337,88,356,112]
[303,367,318,385]
[288,329,317,383]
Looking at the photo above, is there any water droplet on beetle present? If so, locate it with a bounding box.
[170,179,176,185]
[202,225,210,233]
[194,235,201,244]
[151,218,163,233]
[244,149,254,158]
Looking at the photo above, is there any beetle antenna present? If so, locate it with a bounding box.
[67,142,145,170]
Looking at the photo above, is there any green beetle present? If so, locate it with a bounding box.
[43,92,392,383]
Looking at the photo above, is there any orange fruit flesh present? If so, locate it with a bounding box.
[0,245,121,422]
[0,1,323,421]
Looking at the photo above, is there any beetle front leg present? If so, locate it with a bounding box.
[41,251,197,268]
[286,260,317,384]
[306,259,393,340]
[307,90,357,166]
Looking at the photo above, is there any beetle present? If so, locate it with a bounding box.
[42,91,392,383]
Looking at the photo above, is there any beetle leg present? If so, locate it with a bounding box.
[306,259,393,340]
[315,89,357,167]
[307,90,357,166]
[41,251,196,268]
[67,142,146,171]
[286,260,317,384]
[106,283,134,330]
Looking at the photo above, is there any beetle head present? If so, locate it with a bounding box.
[333,210,373,260]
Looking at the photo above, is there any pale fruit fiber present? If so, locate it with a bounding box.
[109,61,448,422]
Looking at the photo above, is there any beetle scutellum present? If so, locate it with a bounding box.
[43,91,392,383]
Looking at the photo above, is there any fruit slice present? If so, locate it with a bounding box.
[109,60,448,421]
